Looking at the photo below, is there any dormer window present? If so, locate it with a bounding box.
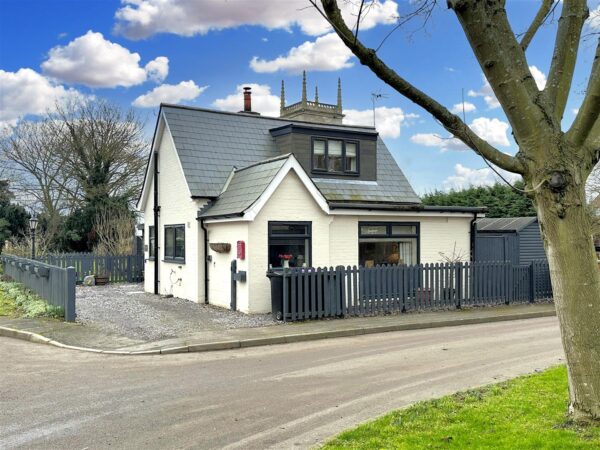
[311,138,359,175]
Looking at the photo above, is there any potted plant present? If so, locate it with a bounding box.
[279,253,293,269]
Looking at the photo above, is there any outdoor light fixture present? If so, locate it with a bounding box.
[29,216,38,259]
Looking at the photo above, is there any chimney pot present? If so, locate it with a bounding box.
[243,86,252,112]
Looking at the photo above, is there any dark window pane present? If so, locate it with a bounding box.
[391,225,417,235]
[175,227,185,259]
[268,238,309,268]
[149,226,155,258]
[345,142,357,172]
[328,140,343,172]
[360,225,387,236]
[359,238,417,267]
[165,227,174,258]
[270,223,309,235]
[313,140,326,170]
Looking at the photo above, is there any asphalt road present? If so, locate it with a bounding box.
[0,317,563,450]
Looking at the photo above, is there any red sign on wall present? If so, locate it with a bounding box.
[237,240,245,260]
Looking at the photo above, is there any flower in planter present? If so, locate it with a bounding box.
[278,254,293,261]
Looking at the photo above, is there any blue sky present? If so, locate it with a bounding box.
[1,0,599,194]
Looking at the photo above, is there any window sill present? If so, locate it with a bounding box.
[147,257,155,261]
[311,170,360,177]
[162,259,185,265]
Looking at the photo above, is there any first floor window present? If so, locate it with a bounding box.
[311,138,359,174]
[148,226,156,258]
[268,222,311,268]
[164,224,185,262]
[359,222,419,267]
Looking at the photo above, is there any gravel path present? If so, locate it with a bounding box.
[76,283,277,341]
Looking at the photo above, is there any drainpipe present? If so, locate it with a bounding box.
[200,218,209,304]
[153,151,160,295]
[470,211,478,261]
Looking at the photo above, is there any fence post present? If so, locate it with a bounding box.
[455,262,462,309]
[65,266,76,322]
[529,262,535,303]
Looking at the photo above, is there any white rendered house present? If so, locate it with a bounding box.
[137,77,484,313]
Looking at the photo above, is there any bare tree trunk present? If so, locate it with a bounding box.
[535,180,600,422]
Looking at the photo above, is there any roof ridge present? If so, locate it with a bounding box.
[234,153,292,173]
[160,103,376,130]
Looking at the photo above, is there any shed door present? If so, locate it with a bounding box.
[475,234,511,263]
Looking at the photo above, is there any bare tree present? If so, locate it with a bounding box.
[0,120,72,240]
[51,99,148,206]
[93,205,137,256]
[318,0,600,422]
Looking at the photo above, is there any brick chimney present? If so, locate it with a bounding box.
[243,86,252,112]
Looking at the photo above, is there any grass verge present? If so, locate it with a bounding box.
[0,280,64,319]
[323,366,600,449]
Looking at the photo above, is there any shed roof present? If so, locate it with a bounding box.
[160,104,420,204]
[476,217,537,232]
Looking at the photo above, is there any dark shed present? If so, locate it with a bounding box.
[475,217,547,264]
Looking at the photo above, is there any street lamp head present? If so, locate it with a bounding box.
[29,216,39,231]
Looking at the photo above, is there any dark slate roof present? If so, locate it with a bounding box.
[476,217,537,232]
[161,105,420,204]
[199,155,289,218]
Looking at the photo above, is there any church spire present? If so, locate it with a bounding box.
[314,85,319,104]
[301,70,307,105]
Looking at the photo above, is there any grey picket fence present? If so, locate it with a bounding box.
[280,260,552,322]
[1,254,76,321]
[37,253,144,284]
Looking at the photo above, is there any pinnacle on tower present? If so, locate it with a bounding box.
[301,70,307,105]
[337,77,342,111]
[315,85,319,104]
[280,80,285,113]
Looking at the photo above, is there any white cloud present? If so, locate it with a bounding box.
[450,101,476,114]
[410,133,466,151]
[587,5,600,30]
[410,117,510,151]
[343,106,418,139]
[468,77,500,109]
[41,31,168,88]
[250,33,353,74]
[443,163,520,191]
[144,56,169,83]
[529,65,547,90]
[212,83,280,117]
[469,117,510,147]
[468,66,547,109]
[0,68,84,129]
[115,0,398,39]
[133,81,207,107]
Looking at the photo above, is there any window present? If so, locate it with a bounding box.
[359,222,419,267]
[148,226,156,259]
[164,224,185,262]
[268,222,311,269]
[311,138,359,174]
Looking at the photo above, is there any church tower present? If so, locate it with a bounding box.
[279,71,344,124]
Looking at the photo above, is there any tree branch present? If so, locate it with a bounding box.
[319,0,525,174]
[545,0,588,122]
[520,0,556,51]
[567,39,600,148]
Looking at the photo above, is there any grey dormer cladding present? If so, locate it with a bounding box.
[199,155,290,218]
[161,105,420,204]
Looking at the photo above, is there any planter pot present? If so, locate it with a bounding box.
[209,243,231,253]
[282,259,290,269]
[95,275,109,286]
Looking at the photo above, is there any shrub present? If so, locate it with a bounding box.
[0,281,64,319]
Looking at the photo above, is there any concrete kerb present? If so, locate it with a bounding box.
[0,307,556,356]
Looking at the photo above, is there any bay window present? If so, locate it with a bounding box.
[359,222,419,267]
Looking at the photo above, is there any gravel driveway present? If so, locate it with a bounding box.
[76,283,277,341]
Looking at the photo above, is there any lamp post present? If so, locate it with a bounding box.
[29,216,38,260]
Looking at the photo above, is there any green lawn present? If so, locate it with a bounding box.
[323,366,600,449]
